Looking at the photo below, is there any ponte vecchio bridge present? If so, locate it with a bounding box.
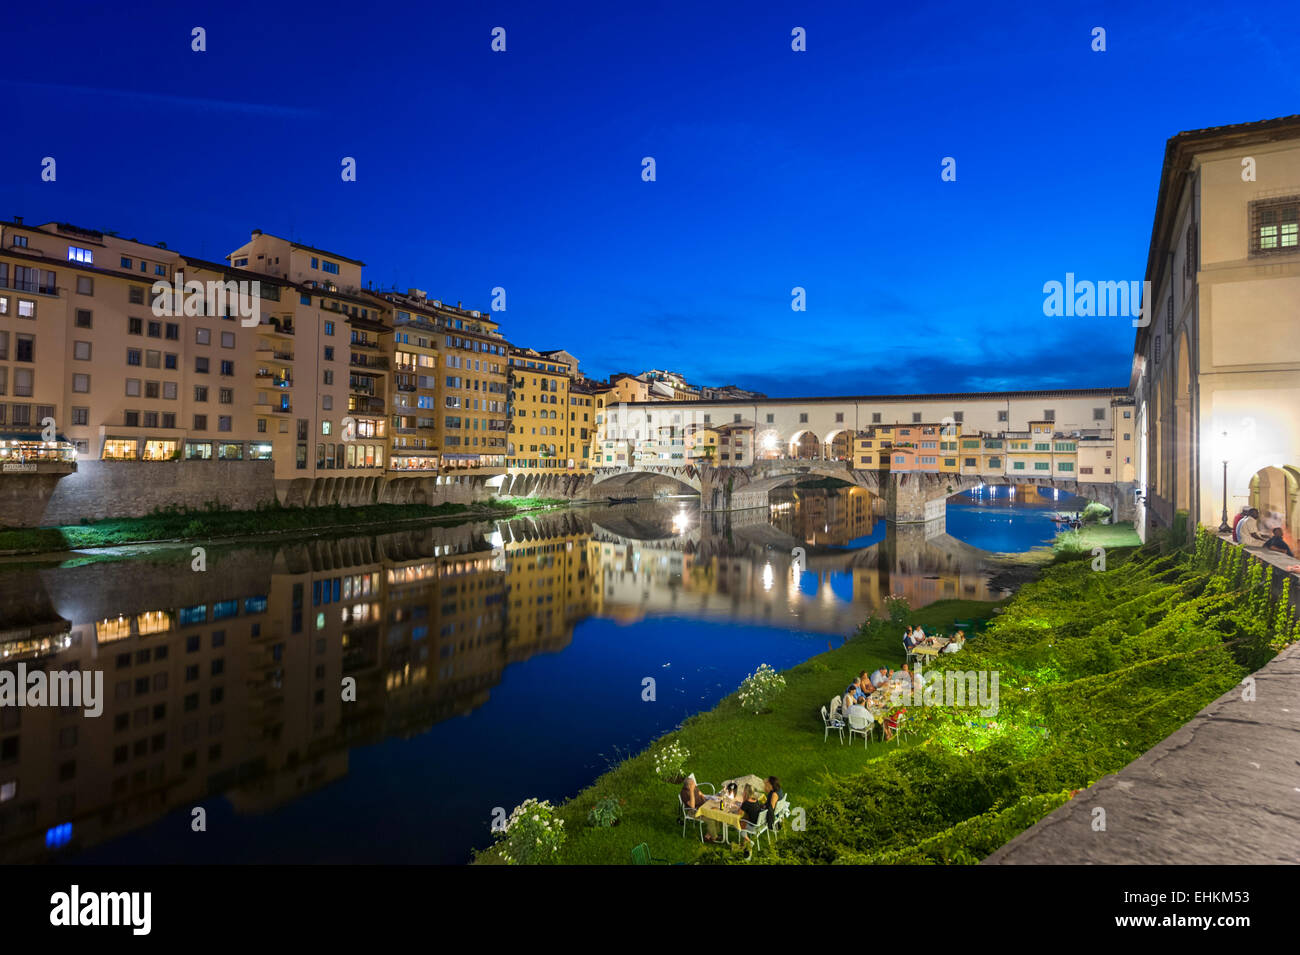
[590,388,1139,523]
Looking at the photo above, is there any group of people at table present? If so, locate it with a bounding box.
[836,626,966,741]
[678,774,783,856]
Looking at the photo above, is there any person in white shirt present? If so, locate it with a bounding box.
[1236,511,1268,547]
[943,632,964,653]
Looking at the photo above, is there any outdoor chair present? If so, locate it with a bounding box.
[741,809,771,856]
[680,799,706,841]
[821,704,845,744]
[631,842,671,865]
[846,708,873,747]
[773,798,791,837]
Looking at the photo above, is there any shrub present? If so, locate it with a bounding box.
[652,739,690,781]
[493,798,565,864]
[737,663,787,714]
[587,797,623,828]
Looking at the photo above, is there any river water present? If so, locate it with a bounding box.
[0,485,1082,864]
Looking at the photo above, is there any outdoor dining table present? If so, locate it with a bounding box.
[695,797,747,843]
[909,638,950,662]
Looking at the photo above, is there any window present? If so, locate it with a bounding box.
[15,335,34,362]
[73,374,90,393]
[324,347,334,361]
[1154,335,1162,363]
[13,369,33,397]
[121,257,132,269]
[997,410,1008,422]
[1184,223,1197,277]
[129,286,145,305]
[125,379,141,397]
[194,386,208,402]
[322,261,339,274]
[1093,407,1105,421]
[221,331,235,348]
[145,381,160,399]
[71,407,89,426]
[165,353,178,370]
[219,388,233,404]
[1166,297,1174,332]
[1043,409,1055,422]
[195,357,209,374]
[872,412,882,424]
[765,413,774,423]
[74,341,91,361]
[128,317,143,335]
[11,235,27,248]
[165,323,179,340]
[193,415,207,431]
[219,360,234,376]
[218,416,232,432]
[798,413,808,423]
[196,328,210,345]
[147,320,161,338]
[76,276,93,295]
[324,321,334,336]
[1250,196,1299,255]
[127,348,142,366]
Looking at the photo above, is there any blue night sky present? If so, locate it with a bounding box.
[2,1,1296,396]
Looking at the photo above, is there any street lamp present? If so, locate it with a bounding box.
[1217,429,1231,534]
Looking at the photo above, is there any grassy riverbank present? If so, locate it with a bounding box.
[0,497,570,555]
[481,529,1295,864]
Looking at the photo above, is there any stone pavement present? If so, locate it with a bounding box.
[984,641,1300,864]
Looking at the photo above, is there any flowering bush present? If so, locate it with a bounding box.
[493,798,565,864]
[652,739,690,781]
[737,663,786,714]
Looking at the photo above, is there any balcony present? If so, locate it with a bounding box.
[348,397,385,415]
[349,338,380,350]
[349,354,389,370]
[258,318,295,337]
[256,346,295,364]
[255,369,293,388]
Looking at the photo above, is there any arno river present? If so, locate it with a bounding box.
[0,485,1081,864]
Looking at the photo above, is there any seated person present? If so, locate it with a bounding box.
[1263,526,1295,557]
[737,785,765,857]
[913,626,927,643]
[843,677,864,711]
[943,632,965,653]
[679,774,709,812]
[856,670,875,696]
[869,667,887,687]
[763,777,783,828]
[902,626,918,649]
[897,664,918,686]
[883,707,907,742]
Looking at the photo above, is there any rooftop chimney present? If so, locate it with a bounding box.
[13,216,22,225]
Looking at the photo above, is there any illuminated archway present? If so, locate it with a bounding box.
[825,428,854,462]
[1250,465,1299,549]
[790,430,821,460]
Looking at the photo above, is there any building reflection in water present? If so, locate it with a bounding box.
[0,489,1001,862]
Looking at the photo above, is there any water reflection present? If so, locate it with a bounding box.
[0,495,1013,864]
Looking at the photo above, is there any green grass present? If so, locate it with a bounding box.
[481,526,1297,865]
[476,598,1000,865]
[0,496,572,555]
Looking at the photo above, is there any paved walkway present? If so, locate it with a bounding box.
[985,641,1300,864]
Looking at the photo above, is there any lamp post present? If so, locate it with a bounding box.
[1217,430,1231,534]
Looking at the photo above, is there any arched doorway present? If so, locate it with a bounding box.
[790,431,820,460]
[1250,465,1299,551]
[825,429,854,462]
